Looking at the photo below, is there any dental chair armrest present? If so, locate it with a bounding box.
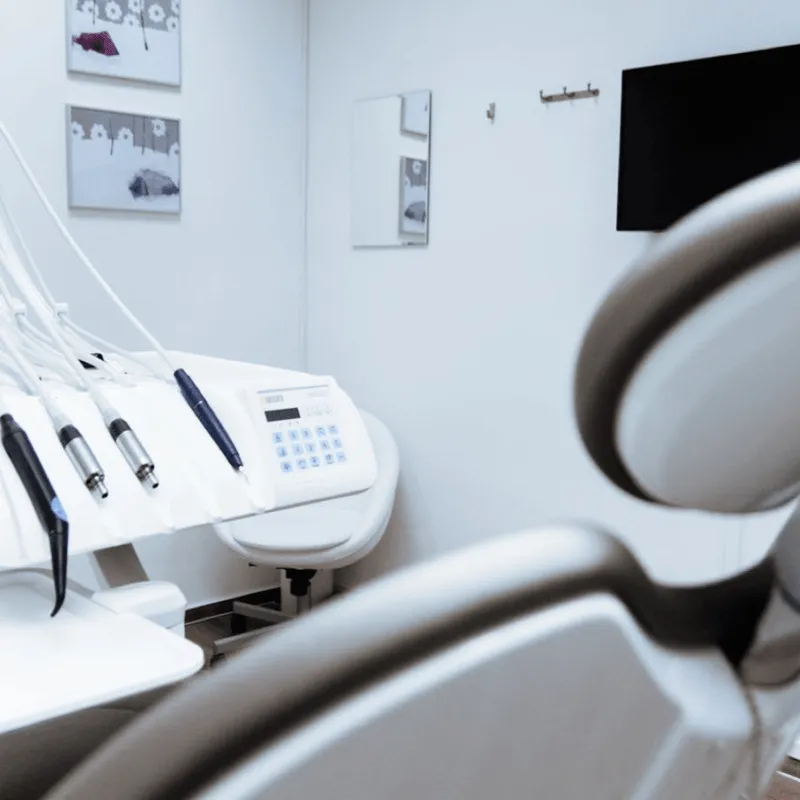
[91,581,188,636]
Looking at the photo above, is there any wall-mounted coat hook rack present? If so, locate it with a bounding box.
[540,83,600,104]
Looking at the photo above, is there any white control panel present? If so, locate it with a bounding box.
[259,385,349,478]
[242,373,377,512]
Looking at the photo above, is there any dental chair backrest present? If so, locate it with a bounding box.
[42,161,800,799]
[576,159,800,514]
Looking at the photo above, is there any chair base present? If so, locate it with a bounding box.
[211,570,335,659]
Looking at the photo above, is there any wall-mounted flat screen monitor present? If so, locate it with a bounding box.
[618,43,800,231]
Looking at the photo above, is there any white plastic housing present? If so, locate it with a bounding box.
[0,570,202,736]
[91,581,188,634]
[217,409,399,570]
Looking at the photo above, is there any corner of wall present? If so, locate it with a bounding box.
[299,0,311,373]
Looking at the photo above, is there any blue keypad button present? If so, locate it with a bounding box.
[280,461,293,473]
[336,451,347,463]
[289,430,300,442]
[276,446,288,458]
[297,458,309,470]
[305,442,316,454]
[310,456,321,468]
[302,429,312,439]
[333,438,343,449]
[328,425,339,435]
[325,453,335,465]
[272,432,284,444]
[292,443,304,456]
[316,426,326,437]
[320,440,331,451]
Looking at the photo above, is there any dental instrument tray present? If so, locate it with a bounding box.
[0,352,377,570]
[0,570,203,736]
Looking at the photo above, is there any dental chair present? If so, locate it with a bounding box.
[41,160,800,799]
[211,410,399,651]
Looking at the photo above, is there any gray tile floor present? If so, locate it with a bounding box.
[185,614,233,667]
[186,609,278,668]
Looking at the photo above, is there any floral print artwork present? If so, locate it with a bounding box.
[68,106,181,214]
[74,0,174,30]
[68,0,181,85]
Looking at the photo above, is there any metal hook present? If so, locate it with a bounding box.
[540,83,600,103]
[486,102,496,123]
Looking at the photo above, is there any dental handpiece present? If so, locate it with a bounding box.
[173,369,243,471]
[1,414,69,616]
[108,418,159,488]
[58,424,108,499]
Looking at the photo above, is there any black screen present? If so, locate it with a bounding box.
[617,43,800,231]
[265,408,301,423]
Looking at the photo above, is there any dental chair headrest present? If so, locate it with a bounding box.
[575,160,800,514]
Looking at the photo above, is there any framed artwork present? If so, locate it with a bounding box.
[68,106,181,213]
[400,157,428,235]
[401,90,430,137]
[67,0,181,86]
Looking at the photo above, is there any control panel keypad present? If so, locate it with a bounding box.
[272,421,347,475]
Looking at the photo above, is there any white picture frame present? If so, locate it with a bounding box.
[399,156,428,235]
[68,105,181,214]
[67,0,182,86]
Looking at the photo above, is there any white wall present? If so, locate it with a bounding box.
[307,0,800,588]
[0,0,308,605]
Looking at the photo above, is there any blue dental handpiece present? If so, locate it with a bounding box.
[173,369,243,471]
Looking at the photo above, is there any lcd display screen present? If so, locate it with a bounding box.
[265,408,301,423]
